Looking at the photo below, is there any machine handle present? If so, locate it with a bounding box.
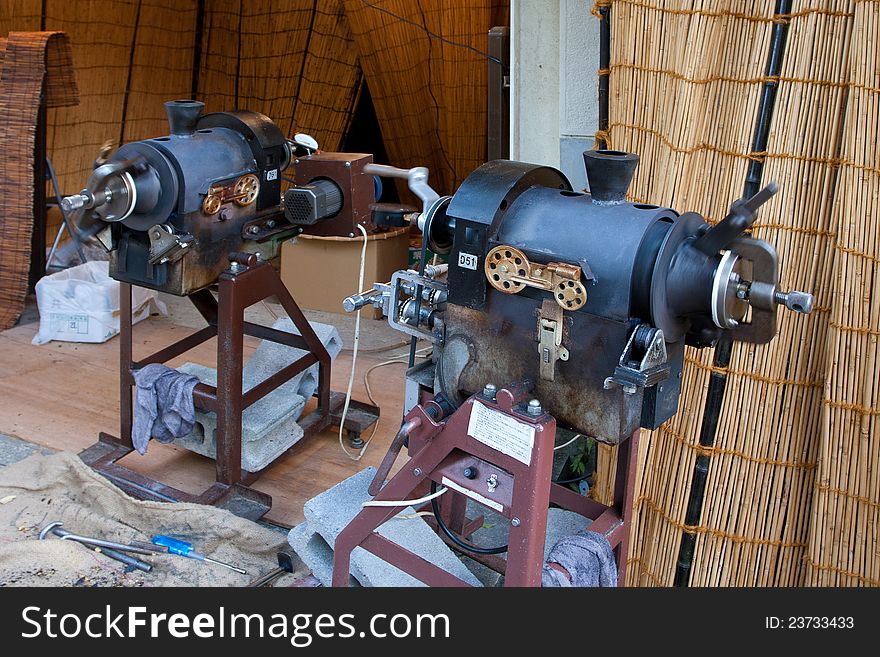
[693,182,778,256]
[363,163,439,216]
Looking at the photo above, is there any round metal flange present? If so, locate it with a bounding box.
[114,142,179,232]
[649,211,706,342]
[95,171,137,223]
[485,245,528,294]
[420,195,453,254]
[710,250,748,329]
[234,174,260,206]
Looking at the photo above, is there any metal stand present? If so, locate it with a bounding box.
[80,252,379,520]
[331,382,637,587]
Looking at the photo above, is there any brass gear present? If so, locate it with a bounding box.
[234,174,260,206]
[485,245,528,294]
[202,193,222,215]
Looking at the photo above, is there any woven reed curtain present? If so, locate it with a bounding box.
[807,0,880,587]
[601,0,876,586]
[0,0,198,196]
[197,0,361,152]
[343,0,508,196]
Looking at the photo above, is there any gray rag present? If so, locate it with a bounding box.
[541,529,618,587]
[132,363,200,455]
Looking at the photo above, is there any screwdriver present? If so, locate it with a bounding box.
[151,535,247,574]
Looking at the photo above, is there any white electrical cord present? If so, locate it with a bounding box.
[554,433,585,451]
[362,486,448,508]
[338,223,370,460]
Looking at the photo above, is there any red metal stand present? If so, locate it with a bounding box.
[331,382,638,586]
[80,253,379,520]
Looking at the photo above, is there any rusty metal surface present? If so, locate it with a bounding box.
[441,293,643,444]
[332,386,557,587]
[83,261,378,520]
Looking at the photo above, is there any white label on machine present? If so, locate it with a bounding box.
[467,402,535,465]
[458,252,479,270]
[441,476,504,513]
[266,168,278,181]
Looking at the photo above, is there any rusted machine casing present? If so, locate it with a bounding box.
[290,152,375,237]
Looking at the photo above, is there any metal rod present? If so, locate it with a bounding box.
[674,0,793,587]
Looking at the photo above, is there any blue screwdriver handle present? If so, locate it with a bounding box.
[151,534,246,574]
[152,535,202,559]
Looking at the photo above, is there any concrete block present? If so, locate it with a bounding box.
[287,521,359,587]
[304,468,482,587]
[174,318,339,471]
[543,507,592,560]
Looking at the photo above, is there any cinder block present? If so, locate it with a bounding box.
[304,468,482,587]
[543,507,592,560]
[174,318,339,471]
[287,521,359,587]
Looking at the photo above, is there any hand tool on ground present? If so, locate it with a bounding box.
[247,552,296,587]
[39,521,153,573]
[151,535,247,574]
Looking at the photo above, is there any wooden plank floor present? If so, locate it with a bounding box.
[0,300,413,527]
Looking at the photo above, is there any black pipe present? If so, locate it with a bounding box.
[673,0,793,587]
[597,5,611,149]
[190,0,206,99]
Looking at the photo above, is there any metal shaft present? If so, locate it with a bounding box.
[202,556,247,574]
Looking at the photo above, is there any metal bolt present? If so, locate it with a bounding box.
[482,383,497,400]
[463,466,477,479]
[219,208,230,222]
[736,288,747,299]
[349,232,355,238]
[345,161,351,167]
[487,474,498,491]
[511,517,521,527]
[295,159,300,165]
[248,225,260,235]
[266,219,276,229]
[527,399,542,416]
[229,262,243,273]
[413,467,422,477]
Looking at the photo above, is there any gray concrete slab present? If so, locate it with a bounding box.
[174,318,339,472]
[304,468,482,587]
[287,521,359,587]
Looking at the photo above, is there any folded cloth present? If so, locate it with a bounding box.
[132,363,200,455]
[541,529,618,587]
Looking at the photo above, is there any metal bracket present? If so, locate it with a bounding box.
[486,244,587,311]
[604,324,669,394]
[148,224,195,265]
[537,300,569,382]
[387,270,447,344]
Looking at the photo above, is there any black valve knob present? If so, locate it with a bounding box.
[463,466,477,480]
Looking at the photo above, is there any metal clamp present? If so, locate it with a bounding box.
[537,300,569,382]
[604,324,669,394]
[148,224,195,265]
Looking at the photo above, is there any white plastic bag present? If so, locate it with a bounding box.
[31,260,167,345]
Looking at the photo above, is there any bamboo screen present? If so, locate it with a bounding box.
[806,0,880,587]
[0,0,504,208]
[600,0,877,586]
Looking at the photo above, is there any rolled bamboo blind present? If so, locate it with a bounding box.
[600,0,877,586]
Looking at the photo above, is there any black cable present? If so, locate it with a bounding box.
[430,481,508,555]
[359,0,502,65]
[552,472,591,486]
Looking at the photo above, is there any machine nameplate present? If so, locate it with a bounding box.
[467,402,535,465]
